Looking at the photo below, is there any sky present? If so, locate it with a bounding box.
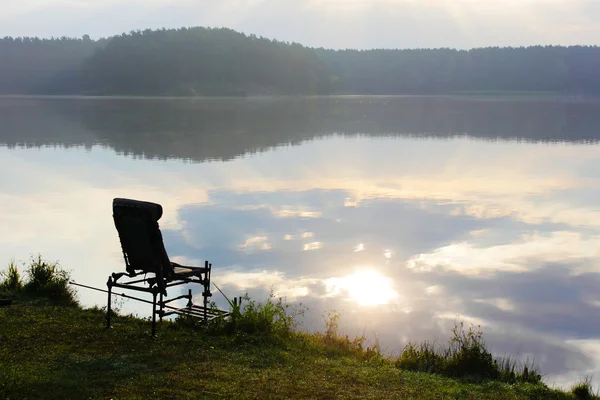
[1,0,600,49]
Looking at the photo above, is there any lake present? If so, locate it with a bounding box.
[2,95,600,388]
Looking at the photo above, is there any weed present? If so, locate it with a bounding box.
[110,293,127,314]
[226,291,305,339]
[396,322,542,384]
[0,255,77,305]
[397,341,444,373]
[495,355,541,384]
[177,290,306,344]
[308,310,381,360]
[0,260,23,296]
[445,322,498,380]
[571,377,596,400]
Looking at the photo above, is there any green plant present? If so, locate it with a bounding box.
[200,290,306,343]
[0,260,23,296]
[22,255,77,305]
[396,322,542,384]
[571,377,596,400]
[444,322,498,380]
[235,291,304,337]
[310,310,375,358]
[397,341,444,373]
[495,355,541,384]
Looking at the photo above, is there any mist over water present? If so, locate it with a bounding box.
[2,96,600,388]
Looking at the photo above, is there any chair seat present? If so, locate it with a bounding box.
[172,263,207,278]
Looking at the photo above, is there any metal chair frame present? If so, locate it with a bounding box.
[107,198,227,335]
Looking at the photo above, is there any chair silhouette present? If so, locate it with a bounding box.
[108,198,222,335]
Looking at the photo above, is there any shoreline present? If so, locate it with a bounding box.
[0,300,590,399]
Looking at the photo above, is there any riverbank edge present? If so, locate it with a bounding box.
[0,299,593,400]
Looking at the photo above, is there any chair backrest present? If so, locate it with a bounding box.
[112,198,174,277]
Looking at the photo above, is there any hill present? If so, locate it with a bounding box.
[1,27,600,96]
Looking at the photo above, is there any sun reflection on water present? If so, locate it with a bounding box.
[324,270,399,306]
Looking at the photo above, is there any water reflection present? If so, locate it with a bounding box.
[2,96,600,160]
[1,96,600,389]
[325,270,400,306]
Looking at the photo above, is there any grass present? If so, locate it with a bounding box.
[0,260,22,293]
[571,378,598,400]
[0,255,77,306]
[0,259,597,399]
[212,290,306,339]
[396,322,542,384]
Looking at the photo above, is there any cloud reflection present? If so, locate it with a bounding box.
[303,242,323,251]
[212,269,318,301]
[239,236,272,252]
[407,232,600,275]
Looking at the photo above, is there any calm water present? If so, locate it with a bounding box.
[3,96,600,387]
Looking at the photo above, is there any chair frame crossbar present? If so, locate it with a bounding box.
[106,260,219,336]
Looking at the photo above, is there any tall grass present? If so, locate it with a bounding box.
[571,377,598,400]
[0,260,22,295]
[396,322,541,383]
[176,291,307,343]
[311,310,371,356]
[227,292,305,338]
[0,256,77,305]
[182,296,542,384]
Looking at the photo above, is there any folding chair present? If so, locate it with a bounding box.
[107,198,224,335]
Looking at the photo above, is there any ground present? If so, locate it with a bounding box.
[0,302,586,400]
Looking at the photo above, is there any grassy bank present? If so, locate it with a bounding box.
[0,258,597,399]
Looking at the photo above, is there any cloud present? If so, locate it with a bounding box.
[202,268,320,301]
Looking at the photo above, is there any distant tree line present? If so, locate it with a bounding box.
[1,27,599,96]
[0,35,104,94]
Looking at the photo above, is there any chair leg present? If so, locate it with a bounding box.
[203,262,210,323]
[159,292,163,323]
[106,277,112,329]
[152,291,157,337]
[203,289,208,323]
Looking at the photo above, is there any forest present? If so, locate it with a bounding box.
[1,27,599,96]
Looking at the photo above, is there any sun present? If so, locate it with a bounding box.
[325,270,399,306]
